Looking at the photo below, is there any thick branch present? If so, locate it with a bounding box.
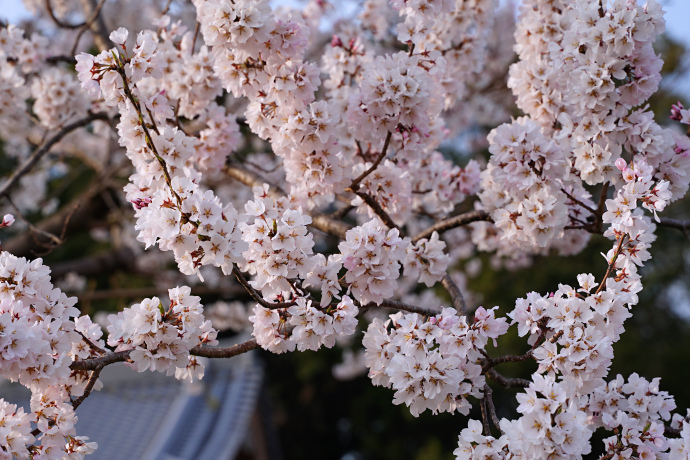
[376,299,442,316]
[485,368,530,389]
[311,214,350,240]
[561,188,597,215]
[71,338,260,371]
[0,112,109,200]
[51,247,137,279]
[412,210,492,243]
[70,350,132,371]
[190,339,259,358]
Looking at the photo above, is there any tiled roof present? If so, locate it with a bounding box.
[0,336,263,460]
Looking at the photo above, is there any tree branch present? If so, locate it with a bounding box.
[350,131,392,192]
[2,179,114,257]
[353,190,398,230]
[412,210,492,243]
[375,299,442,316]
[483,384,503,435]
[0,112,109,200]
[190,339,259,358]
[441,274,467,316]
[70,338,260,371]
[70,0,109,56]
[485,368,530,389]
[44,0,87,28]
[231,266,296,309]
[70,350,132,371]
[480,391,491,436]
[71,368,102,410]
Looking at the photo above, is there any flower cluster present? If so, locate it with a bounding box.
[587,374,676,459]
[364,307,508,417]
[194,0,344,206]
[106,286,217,380]
[480,117,571,248]
[77,28,247,278]
[348,52,442,160]
[0,252,100,458]
[668,416,690,460]
[0,400,34,459]
[303,254,343,307]
[249,296,359,354]
[194,102,241,172]
[0,253,79,387]
[403,231,450,287]
[402,154,481,216]
[455,375,592,459]
[30,386,97,459]
[239,185,315,298]
[31,68,88,129]
[271,100,348,207]
[351,160,412,225]
[338,219,407,305]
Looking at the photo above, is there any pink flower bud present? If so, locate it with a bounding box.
[1,214,14,228]
[330,35,342,47]
[131,197,152,210]
[615,158,627,172]
[670,101,685,121]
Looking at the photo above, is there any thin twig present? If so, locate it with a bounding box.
[71,368,102,410]
[161,0,173,14]
[191,21,200,53]
[561,188,597,215]
[354,191,398,230]
[0,112,109,199]
[70,0,109,56]
[484,385,503,435]
[232,266,296,309]
[44,0,86,28]
[482,351,534,373]
[441,274,467,316]
[350,131,392,192]
[594,235,628,296]
[480,392,491,436]
[658,218,690,242]
[76,331,107,355]
[6,198,62,248]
